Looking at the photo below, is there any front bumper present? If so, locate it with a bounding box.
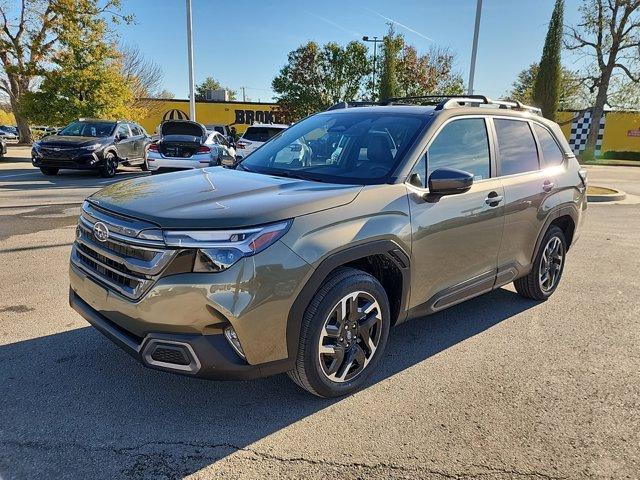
[69,238,312,380]
[32,150,102,169]
[69,288,285,379]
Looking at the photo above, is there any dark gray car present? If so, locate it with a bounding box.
[68,95,587,397]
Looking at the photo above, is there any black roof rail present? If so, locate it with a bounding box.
[385,94,490,107]
[326,101,386,111]
[325,95,542,115]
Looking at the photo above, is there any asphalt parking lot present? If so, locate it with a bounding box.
[1,146,639,479]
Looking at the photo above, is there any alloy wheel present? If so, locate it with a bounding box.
[538,236,564,292]
[317,291,382,383]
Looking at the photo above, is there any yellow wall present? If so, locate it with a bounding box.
[138,99,282,135]
[600,112,640,153]
[0,110,15,125]
[557,110,640,154]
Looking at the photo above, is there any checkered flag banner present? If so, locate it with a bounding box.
[569,111,605,155]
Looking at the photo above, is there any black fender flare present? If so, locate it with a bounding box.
[530,203,579,265]
[284,239,411,363]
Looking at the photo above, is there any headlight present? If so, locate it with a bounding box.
[164,220,292,272]
[32,142,40,150]
[83,143,102,151]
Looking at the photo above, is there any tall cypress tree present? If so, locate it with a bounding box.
[532,0,564,121]
[378,24,403,101]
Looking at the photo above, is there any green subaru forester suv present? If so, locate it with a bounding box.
[69,95,587,397]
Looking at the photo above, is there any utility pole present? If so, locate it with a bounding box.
[186,0,196,120]
[363,36,383,101]
[242,87,246,102]
[467,0,483,95]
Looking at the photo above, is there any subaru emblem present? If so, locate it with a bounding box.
[93,222,109,242]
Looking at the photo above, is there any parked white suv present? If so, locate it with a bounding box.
[235,123,289,159]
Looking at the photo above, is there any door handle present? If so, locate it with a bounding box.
[543,180,555,192]
[485,192,503,206]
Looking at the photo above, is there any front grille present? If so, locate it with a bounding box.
[40,147,80,159]
[71,202,178,300]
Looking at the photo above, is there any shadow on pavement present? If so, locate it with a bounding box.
[0,288,538,479]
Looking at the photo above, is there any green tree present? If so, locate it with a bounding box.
[20,3,135,125]
[396,46,464,97]
[566,0,640,158]
[378,24,403,101]
[532,0,564,120]
[0,0,131,142]
[195,77,237,101]
[509,63,589,109]
[272,41,370,119]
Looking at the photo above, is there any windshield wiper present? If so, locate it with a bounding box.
[267,170,313,181]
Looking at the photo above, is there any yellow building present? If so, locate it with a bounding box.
[138,99,283,135]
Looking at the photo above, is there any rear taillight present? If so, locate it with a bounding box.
[197,145,211,153]
[236,141,250,149]
[148,143,158,151]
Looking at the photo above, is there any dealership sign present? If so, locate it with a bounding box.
[627,127,640,137]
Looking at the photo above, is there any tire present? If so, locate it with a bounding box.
[39,167,59,176]
[99,152,118,178]
[287,267,391,398]
[140,149,149,171]
[514,226,567,301]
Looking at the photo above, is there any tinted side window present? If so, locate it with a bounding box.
[117,124,131,138]
[427,118,490,181]
[495,119,539,175]
[533,124,564,167]
[130,124,141,136]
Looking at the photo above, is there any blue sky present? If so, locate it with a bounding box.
[113,0,584,102]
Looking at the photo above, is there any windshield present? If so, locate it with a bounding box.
[239,112,426,184]
[58,121,116,138]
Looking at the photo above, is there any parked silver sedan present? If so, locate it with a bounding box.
[147,120,235,174]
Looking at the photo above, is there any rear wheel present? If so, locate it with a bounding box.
[39,167,59,176]
[288,267,391,397]
[514,226,567,301]
[140,149,149,171]
[99,152,118,178]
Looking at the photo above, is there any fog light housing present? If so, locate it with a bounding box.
[224,325,245,359]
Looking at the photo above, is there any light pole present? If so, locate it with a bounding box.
[363,36,383,101]
[467,0,483,95]
[186,0,196,120]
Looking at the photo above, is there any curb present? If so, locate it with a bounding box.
[587,187,627,203]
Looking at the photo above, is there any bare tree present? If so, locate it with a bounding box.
[118,43,165,118]
[565,0,640,157]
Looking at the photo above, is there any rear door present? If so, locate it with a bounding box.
[407,117,505,313]
[492,117,553,277]
[128,123,144,161]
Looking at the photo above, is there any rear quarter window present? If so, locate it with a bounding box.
[495,119,539,175]
[533,123,565,167]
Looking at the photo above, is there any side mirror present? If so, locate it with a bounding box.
[220,154,236,167]
[428,167,474,196]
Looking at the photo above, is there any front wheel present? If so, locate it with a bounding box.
[514,226,567,301]
[99,152,118,178]
[288,267,391,397]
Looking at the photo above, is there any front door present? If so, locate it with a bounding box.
[407,117,505,315]
[114,123,134,160]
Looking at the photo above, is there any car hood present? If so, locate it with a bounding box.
[38,135,101,147]
[88,167,363,229]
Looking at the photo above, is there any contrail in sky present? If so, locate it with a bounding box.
[364,7,434,42]
[306,12,363,38]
